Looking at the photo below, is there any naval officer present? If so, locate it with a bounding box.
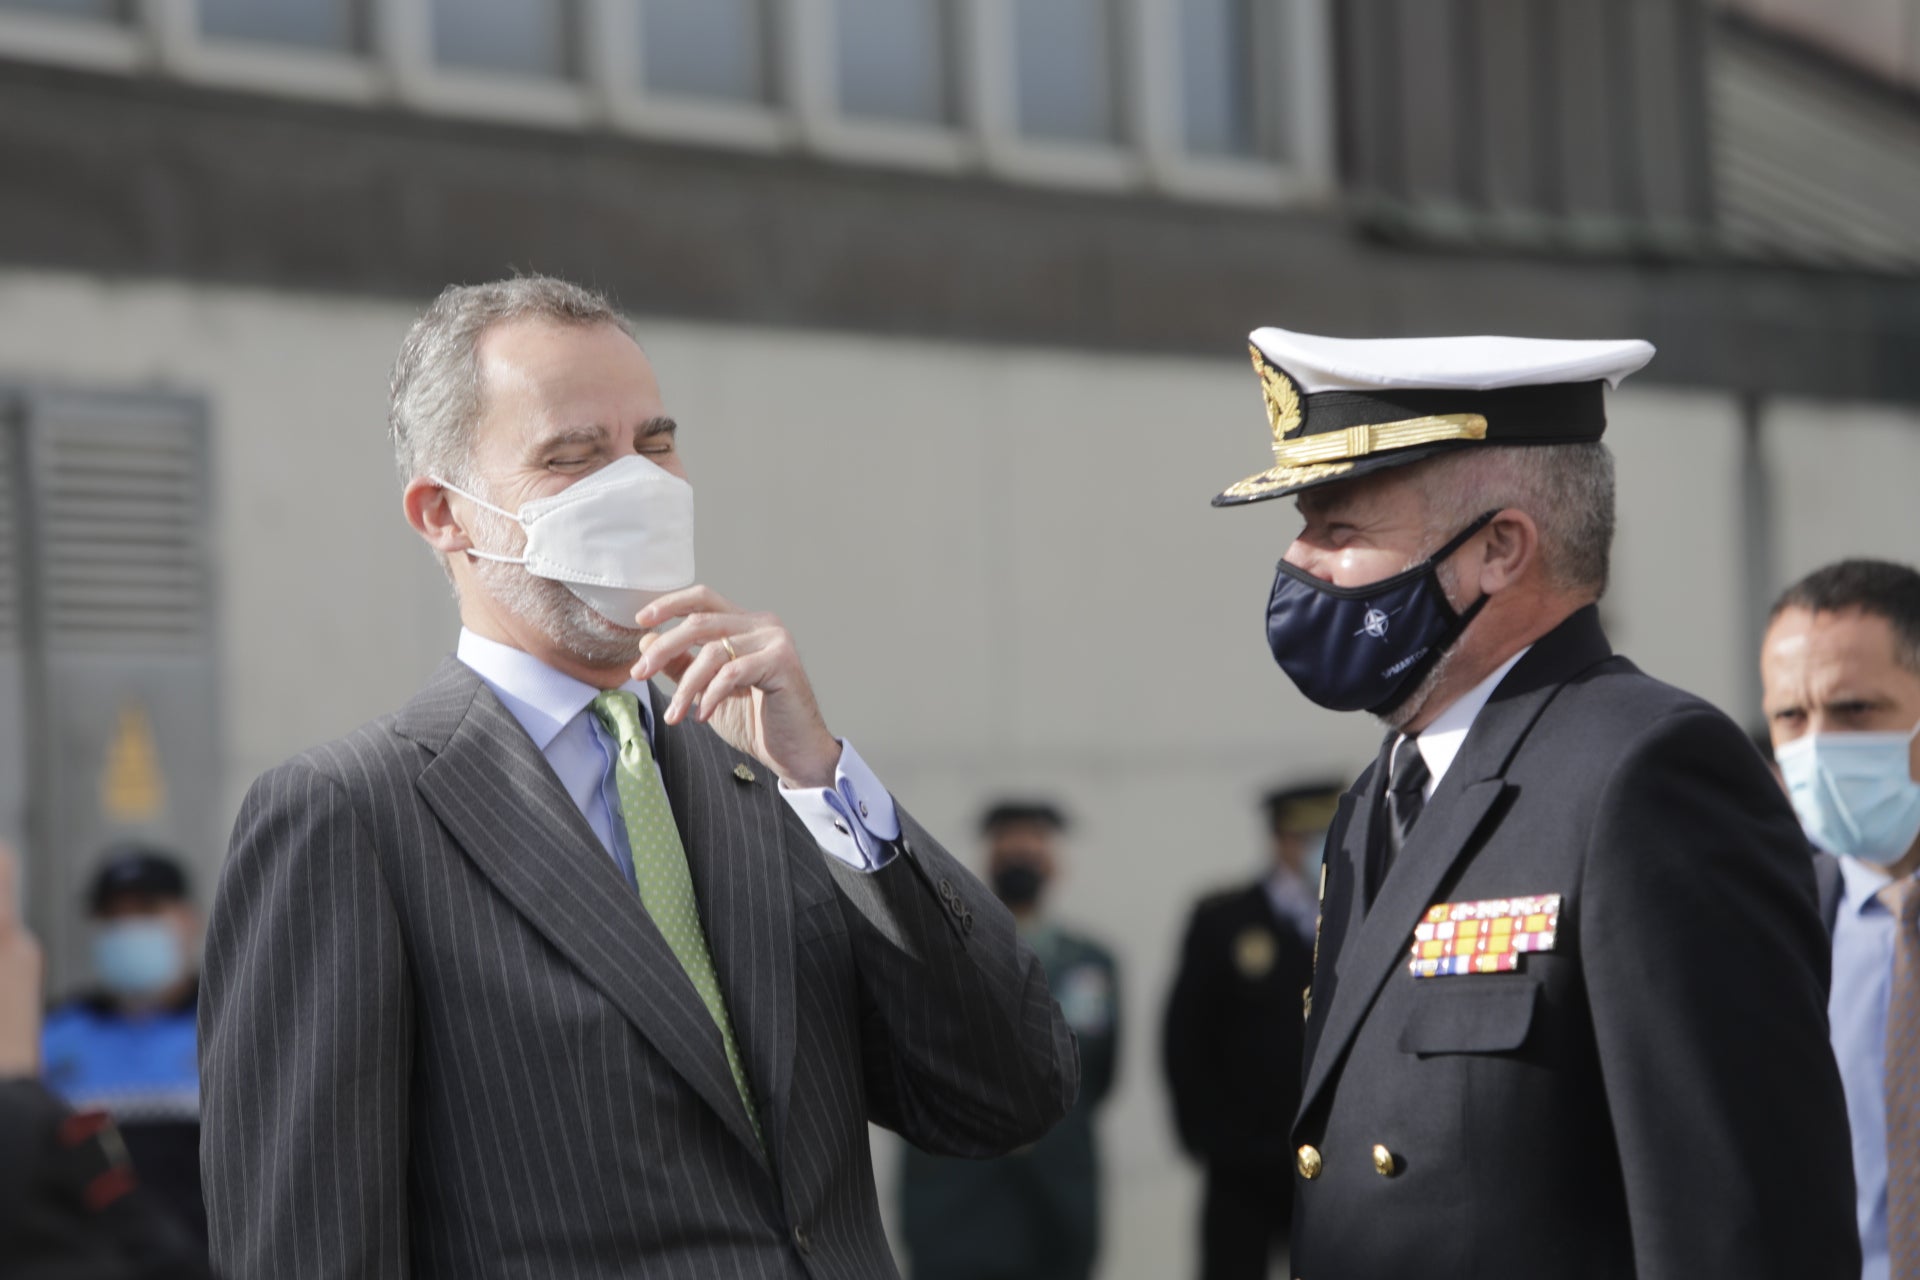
[1212,328,1857,1277]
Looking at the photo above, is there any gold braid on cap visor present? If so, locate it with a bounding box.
[1221,346,1490,499]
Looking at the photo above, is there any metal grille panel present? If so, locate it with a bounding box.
[32,399,210,652]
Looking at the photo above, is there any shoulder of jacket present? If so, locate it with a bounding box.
[1189,884,1264,926]
[282,713,412,777]
[1548,657,1733,742]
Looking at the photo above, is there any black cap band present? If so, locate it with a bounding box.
[1294,380,1608,445]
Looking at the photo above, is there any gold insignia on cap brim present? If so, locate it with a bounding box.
[1220,460,1358,500]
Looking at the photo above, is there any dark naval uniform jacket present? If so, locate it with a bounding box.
[1291,605,1858,1279]
[1163,881,1315,1180]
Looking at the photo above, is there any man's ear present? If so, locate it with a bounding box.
[403,477,472,556]
[1473,509,1539,596]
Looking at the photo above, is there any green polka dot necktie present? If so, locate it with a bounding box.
[591,690,762,1147]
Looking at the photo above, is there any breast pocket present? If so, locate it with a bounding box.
[794,893,849,946]
[1398,981,1538,1057]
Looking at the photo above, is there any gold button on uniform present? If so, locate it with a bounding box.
[1296,1144,1323,1180]
[1372,1144,1398,1177]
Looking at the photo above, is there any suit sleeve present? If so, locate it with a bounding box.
[1582,707,1858,1280]
[1162,907,1226,1160]
[822,806,1078,1158]
[199,760,415,1280]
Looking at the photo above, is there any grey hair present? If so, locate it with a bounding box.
[387,275,629,486]
[1414,443,1616,597]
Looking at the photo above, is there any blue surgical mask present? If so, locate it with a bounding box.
[1775,719,1920,864]
[1266,511,1497,715]
[93,919,185,999]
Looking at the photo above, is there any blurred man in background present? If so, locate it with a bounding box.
[1,845,212,1280]
[1163,780,1342,1280]
[40,846,207,1253]
[1217,327,1854,1276]
[1762,558,1920,1280]
[900,802,1119,1280]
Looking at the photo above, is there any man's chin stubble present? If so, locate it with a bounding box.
[473,560,644,670]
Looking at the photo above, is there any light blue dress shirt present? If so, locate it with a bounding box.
[456,629,900,875]
[1832,853,1908,1280]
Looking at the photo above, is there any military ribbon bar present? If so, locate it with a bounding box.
[1408,893,1561,978]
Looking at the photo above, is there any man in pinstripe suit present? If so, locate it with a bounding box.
[199,277,1080,1279]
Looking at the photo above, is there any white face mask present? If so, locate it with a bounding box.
[436,455,696,627]
[1774,718,1920,865]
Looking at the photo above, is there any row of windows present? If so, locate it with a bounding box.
[0,0,1330,202]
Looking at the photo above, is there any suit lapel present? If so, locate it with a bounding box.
[400,660,766,1164]
[648,685,799,1168]
[1297,606,1614,1119]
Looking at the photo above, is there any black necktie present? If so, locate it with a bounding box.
[1367,736,1429,904]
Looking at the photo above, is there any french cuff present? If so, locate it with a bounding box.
[777,739,902,871]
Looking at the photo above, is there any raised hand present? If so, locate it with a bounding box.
[631,586,841,790]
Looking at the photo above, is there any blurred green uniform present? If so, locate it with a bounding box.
[900,924,1120,1280]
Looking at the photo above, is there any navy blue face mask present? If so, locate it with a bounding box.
[1265,511,1499,715]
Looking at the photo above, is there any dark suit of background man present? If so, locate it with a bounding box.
[1163,781,1341,1280]
[1209,326,1857,1278]
[199,277,1078,1279]
[1761,559,1920,1280]
[900,802,1120,1280]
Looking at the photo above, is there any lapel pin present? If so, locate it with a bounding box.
[733,762,756,784]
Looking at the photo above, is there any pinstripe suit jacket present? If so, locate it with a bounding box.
[199,658,1079,1279]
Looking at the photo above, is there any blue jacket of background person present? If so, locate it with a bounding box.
[41,983,205,1246]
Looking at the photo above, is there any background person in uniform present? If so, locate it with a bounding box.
[40,846,208,1254]
[1162,780,1342,1280]
[199,276,1078,1279]
[1213,327,1857,1277]
[1761,558,1920,1280]
[0,845,212,1280]
[900,801,1119,1280]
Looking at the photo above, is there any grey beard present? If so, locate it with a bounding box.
[1374,645,1455,731]
[465,505,644,669]
[1371,555,1465,731]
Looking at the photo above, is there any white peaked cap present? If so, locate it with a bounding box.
[1248,328,1655,395]
[1214,327,1658,507]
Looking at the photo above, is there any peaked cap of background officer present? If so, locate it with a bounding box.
[1213,328,1656,506]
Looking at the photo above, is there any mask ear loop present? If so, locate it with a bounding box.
[1425,509,1503,567]
[1360,512,1502,717]
[429,476,528,566]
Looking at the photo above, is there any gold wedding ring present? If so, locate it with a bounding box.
[720,636,739,662]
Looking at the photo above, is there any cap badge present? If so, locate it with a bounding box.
[1252,343,1304,447]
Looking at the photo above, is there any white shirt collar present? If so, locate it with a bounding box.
[455,627,653,749]
[1406,646,1532,797]
[1838,851,1904,919]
